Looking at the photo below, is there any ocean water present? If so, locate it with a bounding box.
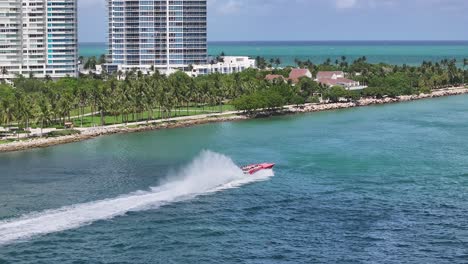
[1,95,468,263]
[79,41,468,66]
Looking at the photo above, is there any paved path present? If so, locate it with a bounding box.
[76,111,241,134]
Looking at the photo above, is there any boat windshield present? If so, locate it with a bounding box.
[243,165,260,170]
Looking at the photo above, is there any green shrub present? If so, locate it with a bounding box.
[47,129,81,137]
[308,96,321,104]
[419,86,431,94]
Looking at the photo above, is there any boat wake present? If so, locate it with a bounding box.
[0,151,274,246]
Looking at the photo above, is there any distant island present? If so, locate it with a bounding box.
[0,56,467,151]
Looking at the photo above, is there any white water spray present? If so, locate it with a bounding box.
[0,151,274,246]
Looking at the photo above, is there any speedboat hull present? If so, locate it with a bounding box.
[242,163,275,175]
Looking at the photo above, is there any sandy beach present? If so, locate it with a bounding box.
[1,86,467,153]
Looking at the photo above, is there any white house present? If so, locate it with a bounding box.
[316,71,345,80]
[84,56,256,78]
[79,65,104,76]
[188,56,257,77]
[316,71,367,90]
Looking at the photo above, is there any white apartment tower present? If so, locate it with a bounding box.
[0,0,78,79]
[106,0,208,72]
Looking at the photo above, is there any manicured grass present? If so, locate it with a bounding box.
[0,139,15,145]
[178,104,235,112]
[69,105,235,128]
[68,105,235,118]
[69,106,93,117]
[72,110,201,127]
[31,104,236,129]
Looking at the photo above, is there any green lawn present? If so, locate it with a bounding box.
[0,139,15,145]
[69,105,236,128]
[24,104,236,129]
[69,106,93,117]
[68,104,235,118]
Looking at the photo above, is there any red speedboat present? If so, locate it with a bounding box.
[242,163,275,175]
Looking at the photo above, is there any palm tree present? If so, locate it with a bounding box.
[275,58,281,68]
[216,53,225,63]
[98,54,106,65]
[13,92,26,128]
[97,81,110,126]
[161,80,175,119]
[447,59,458,85]
[155,79,165,119]
[141,75,155,122]
[108,81,123,124]
[269,58,275,68]
[1,96,15,127]
[1,67,8,80]
[294,58,300,67]
[35,96,52,137]
[58,92,73,126]
[84,56,97,70]
[231,73,242,98]
[186,79,197,115]
[76,82,89,127]
[212,74,225,113]
[463,58,468,85]
[116,70,124,80]
[89,79,102,126]
[340,56,348,69]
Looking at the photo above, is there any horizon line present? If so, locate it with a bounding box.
[78,39,468,44]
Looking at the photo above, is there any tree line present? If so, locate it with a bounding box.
[0,57,467,132]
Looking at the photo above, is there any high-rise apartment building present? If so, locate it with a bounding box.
[106,0,207,72]
[0,0,78,79]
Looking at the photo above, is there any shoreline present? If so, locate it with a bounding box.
[1,86,467,153]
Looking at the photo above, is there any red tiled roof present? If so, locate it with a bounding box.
[289,69,310,80]
[265,74,285,81]
[288,69,311,83]
[316,71,344,80]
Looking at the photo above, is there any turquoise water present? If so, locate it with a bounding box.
[1,95,468,263]
[80,41,468,66]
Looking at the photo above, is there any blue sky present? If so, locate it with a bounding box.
[78,0,468,42]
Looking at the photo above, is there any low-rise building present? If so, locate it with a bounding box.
[316,71,367,90]
[316,71,345,80]
[188,56,256,77]
[86,56,256,78]
[288,69,313,83]
[79,65,104,76]
[265,74,286,82]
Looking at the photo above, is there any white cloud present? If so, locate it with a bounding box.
[78,0,105,8]
[334,0,400,10]
[217,0,242,14]
[335,0,358,9]
[78,0,468,13]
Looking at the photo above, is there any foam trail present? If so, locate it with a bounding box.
[0,151,273,246]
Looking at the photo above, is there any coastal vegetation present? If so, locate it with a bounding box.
[0,57,467,133]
